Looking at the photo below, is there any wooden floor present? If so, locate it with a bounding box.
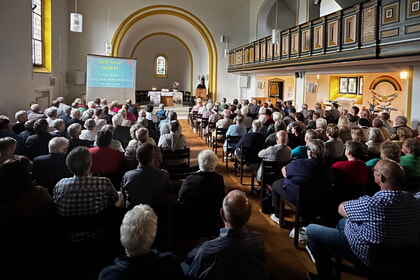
[177,118,366,280]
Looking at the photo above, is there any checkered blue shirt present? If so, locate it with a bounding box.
[344,190,420,266]
[53,175,118,216]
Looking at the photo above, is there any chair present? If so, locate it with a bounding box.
[161,148,197,179]
[211,127,227,155]
[234,144,262,186]
[189,110,198,128]
[194,113,203,134]
[259,160,286,200]
[206,121,217,146]
[334,243,420,280]
[222,135,242,168]
[278,183,330,248]
[199,117,209,139]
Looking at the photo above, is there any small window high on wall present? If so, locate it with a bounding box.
[154,54,168,78]
[32,0,51,73]
[32,0,43,66]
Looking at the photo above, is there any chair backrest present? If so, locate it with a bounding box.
[239,144,263,165]
[369,243,420,279]
[226,135,242,148]
[261,160,285,187]
[214,127,228,141]
[201,117,209,128]
[161,147,190,167]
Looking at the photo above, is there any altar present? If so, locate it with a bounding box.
[148,91,183,106]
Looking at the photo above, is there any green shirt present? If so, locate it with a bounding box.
[400,154,420,177]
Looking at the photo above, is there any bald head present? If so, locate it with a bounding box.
[276,130,288,144]
[374,159,405,190]
[222,190,252,228]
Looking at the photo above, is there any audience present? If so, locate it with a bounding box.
[306,159,420,280]
[182,190,268,280]
[32,137,72,195]
[0,136,18,165]
[270,139,332,225]
[177,149,225,238]
[98,204,183,280]
[53,146,120,241]
[67,123,93,153]
[24,118,53,160]
[13,110,28,135]
[256,130,291,182]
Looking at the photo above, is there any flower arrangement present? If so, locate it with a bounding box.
[172,81,180,89]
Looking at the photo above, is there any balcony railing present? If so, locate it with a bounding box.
[227,0,420,73]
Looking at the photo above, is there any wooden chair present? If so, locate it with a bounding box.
[222,135,242,168]
[206,122,216,146]
[259,160,287,200]
[278,183,330,248]
[334,243,420,280]
[199,117,209,139]
[160,148,197,179]
[189,110,198,128]
[234,144,262,186]
[211,127,227,155]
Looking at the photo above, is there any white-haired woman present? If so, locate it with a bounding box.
[98,204,183,280]
[177,149,226,238]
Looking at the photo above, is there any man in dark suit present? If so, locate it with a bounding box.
[33,137,72,195]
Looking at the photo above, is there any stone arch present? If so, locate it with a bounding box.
[111,5,218,99]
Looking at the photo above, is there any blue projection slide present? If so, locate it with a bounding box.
[87,56,136,88]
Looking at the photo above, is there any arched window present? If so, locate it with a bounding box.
[154,53,167,78]
[32,0,51,73]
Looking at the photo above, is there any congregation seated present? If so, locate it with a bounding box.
[0,136,19,166]
[270,139,333,224]
[125,126,161,170]
[24,118,53,160]
[12,110,28,135]
[50,118,68,138]
[234,119,265,166]
[400,138,420,192]
[291,129,318,160]
[0,156,56,279]
[33,137,72,195]
[121,142,171,250]
[159,110,181,136]
[181,190,268,280]
[53,146,120,242]
[79,118,97,141]
[223,114,247,155]
[98,204,184,280]
[0,114,25,155]
[89,129,124,185]
[256,130,291,183]
[366,127,385,159]
[112,113,131,149]
[176,149,225,239]
[158,120,188,166]
[306,159,420,280]
[67,123,94,154]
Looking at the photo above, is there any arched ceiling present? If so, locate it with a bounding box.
[111,5,218,96]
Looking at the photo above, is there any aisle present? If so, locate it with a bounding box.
[177,119,366,280]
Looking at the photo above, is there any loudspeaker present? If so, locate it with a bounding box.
[294,72,301,78]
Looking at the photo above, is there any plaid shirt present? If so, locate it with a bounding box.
[54,175,118,216]
[344,190,420,266]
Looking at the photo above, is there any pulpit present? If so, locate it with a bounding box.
[196,88,207,101]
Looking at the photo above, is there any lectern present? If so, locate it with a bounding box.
[195,88,207,101]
